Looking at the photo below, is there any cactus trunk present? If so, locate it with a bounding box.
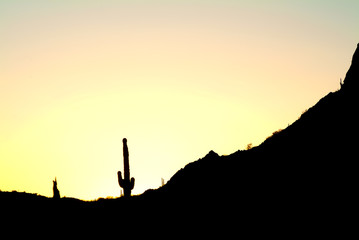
[118,138,135,197]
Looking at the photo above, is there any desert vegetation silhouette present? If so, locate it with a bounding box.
[52,177,60,199]
[117,138,135,198]
[1,43,358,226]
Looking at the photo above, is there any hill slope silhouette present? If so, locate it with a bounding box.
[1,44,358,224]
[142,43,359,215]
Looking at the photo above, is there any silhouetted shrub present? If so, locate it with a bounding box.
[246,143,253,150]
[265,129,283,140]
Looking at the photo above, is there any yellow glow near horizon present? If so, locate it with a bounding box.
[1,1,358,200]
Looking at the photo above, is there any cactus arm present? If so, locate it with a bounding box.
[130,177,135,190]
[118,171,124,188]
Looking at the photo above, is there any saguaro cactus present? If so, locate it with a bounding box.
[118,138,135,197]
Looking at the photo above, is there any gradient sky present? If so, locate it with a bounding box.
[1,0,358,200]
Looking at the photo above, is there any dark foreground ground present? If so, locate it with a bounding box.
[1,43,358,234]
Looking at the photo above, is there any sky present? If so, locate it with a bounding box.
[0,0,358,200]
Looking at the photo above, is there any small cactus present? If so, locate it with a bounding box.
[53,177,60,199]
[118,138,135,197]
